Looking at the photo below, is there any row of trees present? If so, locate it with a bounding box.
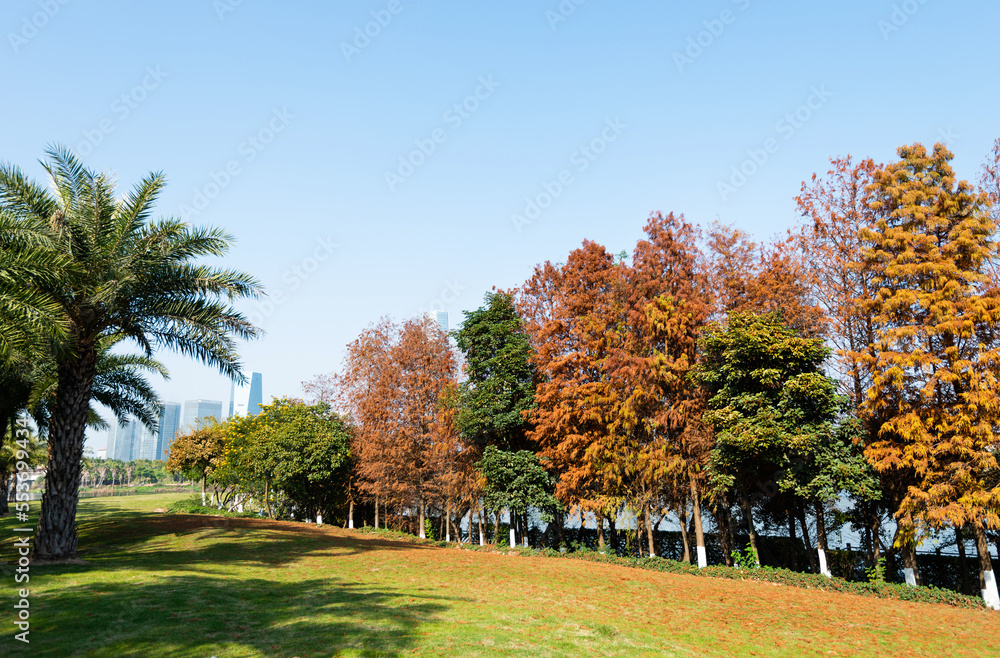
[0,147,261,559]
[165,399,352,521]
[79,457,185,489]
[305,140,1000,608]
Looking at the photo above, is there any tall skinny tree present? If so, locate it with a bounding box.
[0,147,262,560]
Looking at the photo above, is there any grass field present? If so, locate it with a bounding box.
[1,494,998,657]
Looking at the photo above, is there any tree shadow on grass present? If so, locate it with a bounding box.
[23,574,454,657]
[70,514,433,571]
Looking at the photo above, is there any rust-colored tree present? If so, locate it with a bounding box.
[861,142,1000,607]
[336,317,457,538]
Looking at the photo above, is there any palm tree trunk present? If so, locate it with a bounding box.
[34,345,98,560]
[0,414,11,515]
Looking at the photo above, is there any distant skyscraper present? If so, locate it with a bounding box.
[138,423,159,461]
[247,372,263,417]
[181,399,224,433]
[109,419,141,461]
[429,310,448,335]
[156,402,182,461]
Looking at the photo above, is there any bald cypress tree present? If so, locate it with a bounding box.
[862,142,1000,608]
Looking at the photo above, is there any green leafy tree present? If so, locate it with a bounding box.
[453,291,535,452]
[0,146,263,559]
[695,312,866,570]
[166,421,227,506]
[219,399,352,521]
[475,445,558,548]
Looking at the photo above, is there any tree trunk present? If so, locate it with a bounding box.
[0,415,11,515]
[787,508,798,570]
[263,479,273,519]
[716,500,734,567]
[956,526,972,595]
[645,503,656,557]
[508,507,515,548]
[0,466,10,516]
[478,503,484,546]
[34,343,98,561]
[895,517,920,587]
[973,523,1000,610]
[690,477,707,568]
[799,507,817,572]
[678,503,690,563]
[608,516,618,555]
[740,490,760,565]
[445,504,451,543]
[596,511,606,552]
[375,496,380,529]
[348,498,354,530]
[418,498,426,539]
[815,501,831,578]
[492,508,500,544]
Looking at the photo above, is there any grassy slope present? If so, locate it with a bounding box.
[0,494,998,657]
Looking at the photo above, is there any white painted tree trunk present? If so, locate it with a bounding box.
[697,546,708,569]
[982,570,1000,610]
[509,508,516,548]
[817,548,832,578]
[316,514,323,525]
[903,568,917,587]
[418,499,426,539]
[348,500,354,529]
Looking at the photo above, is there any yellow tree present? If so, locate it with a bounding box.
[862,142,1000,607]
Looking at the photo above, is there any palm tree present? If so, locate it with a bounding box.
[0,146,262,559]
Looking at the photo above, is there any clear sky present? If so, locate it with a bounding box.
[3,1,998,451]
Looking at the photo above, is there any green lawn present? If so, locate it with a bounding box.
[1,493,998,657]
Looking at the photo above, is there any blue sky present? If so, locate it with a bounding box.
[3,1,998,451]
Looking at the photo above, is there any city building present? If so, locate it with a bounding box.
[182,399,224,433]
[157,402,182,461]
[247,372,263,417]
[429,310,448,335]
[108,419,140,461]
